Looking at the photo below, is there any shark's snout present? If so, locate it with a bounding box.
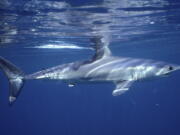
[171,65,180,71]
[166,65,180,74]
[156,64,180,76]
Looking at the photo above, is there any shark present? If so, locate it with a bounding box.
[0,37,179,104]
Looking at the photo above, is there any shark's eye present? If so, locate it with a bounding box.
[169,66,173,70]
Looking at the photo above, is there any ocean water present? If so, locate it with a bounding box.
[0,0,180,135]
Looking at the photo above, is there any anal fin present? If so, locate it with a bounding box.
[68,83,75,87]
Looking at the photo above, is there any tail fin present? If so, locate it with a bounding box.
[0,56,24,104]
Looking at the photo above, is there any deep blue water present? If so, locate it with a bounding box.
[0,0,180,135]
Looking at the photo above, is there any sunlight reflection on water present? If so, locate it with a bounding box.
[1,0,179,49]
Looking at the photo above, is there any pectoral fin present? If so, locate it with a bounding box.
[112,81,134,96]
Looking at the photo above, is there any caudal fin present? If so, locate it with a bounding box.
[0,56,24,104]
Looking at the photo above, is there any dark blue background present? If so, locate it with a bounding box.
[0,0,180,135]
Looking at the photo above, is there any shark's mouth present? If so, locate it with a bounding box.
[164,73,170,76]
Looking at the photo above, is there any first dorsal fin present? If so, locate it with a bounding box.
[90,36,111,61]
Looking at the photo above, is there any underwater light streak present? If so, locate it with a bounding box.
[28,44,92,50]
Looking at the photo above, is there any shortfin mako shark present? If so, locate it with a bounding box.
[0,37,179,104]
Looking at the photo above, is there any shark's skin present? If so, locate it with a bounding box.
[24,56,178,82]
[24,56,179,97]
[0,37,179,104]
